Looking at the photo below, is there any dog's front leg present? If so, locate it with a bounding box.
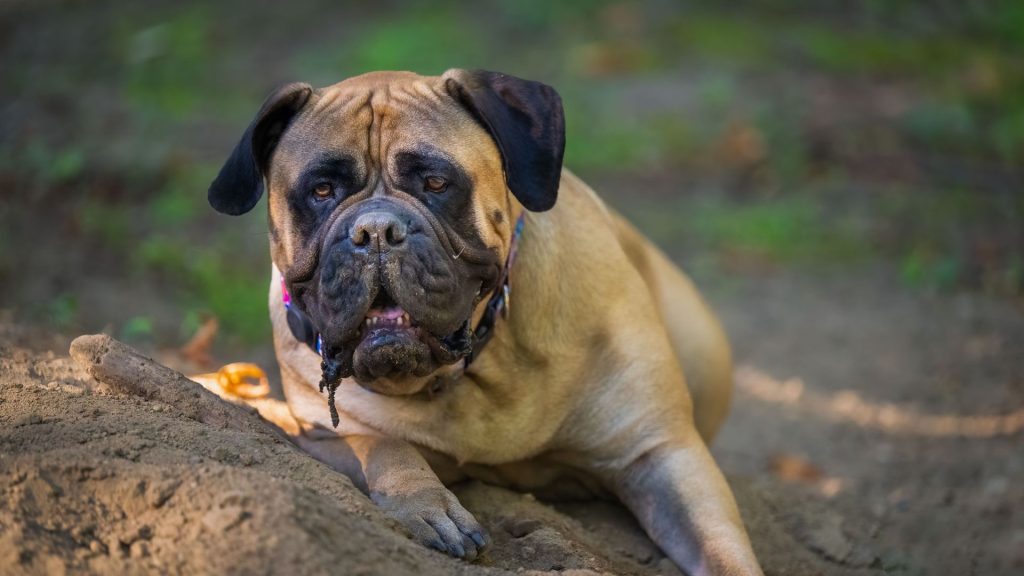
[296,432,489,560]
[610,440,762,576]
[196,380,489,559]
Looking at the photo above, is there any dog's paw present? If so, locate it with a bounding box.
[373,485,490,560]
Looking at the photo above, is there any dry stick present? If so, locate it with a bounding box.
[69,334,297,440]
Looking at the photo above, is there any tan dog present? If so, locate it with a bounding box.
[208,69,762,575]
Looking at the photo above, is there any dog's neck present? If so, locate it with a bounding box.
[464,211,525,364]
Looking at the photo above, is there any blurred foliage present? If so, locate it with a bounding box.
[46,294,79,331]
[120,315,155,343]
[1,0,1021,346]
[118,6,214,117]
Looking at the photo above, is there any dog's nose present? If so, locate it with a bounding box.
[350,211,408,248]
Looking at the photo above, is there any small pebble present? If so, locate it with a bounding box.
[202,505,249,532]
[129,541,149,559]
[505,518,543,538]
[106,536,124,558]
[25,414,42,425]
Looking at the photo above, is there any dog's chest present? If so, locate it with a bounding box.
[272,281,571,465]
[431,451,610,500]
[280,357,563,465]
[380,388,559,464]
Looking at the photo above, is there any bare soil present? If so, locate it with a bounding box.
[1,267,1021,576]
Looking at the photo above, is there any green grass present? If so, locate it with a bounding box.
[116,6,214,118]
[621,193,869,267]
[4,139,87,187]
[293,8,492,84]
[78,199,133,249]
[878,186,1024,294]
[150,164,216,226]
[47,294,79,331]
[120,316,155,343]
[109,163,274,344]
[565,111,698,171]
[190,250,270,342]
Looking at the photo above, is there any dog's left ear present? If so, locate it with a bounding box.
[208,82,313,215]
[444,69,565,212]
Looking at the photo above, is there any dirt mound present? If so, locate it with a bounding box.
[0,326,878,576]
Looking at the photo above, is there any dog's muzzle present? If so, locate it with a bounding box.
[282,198,521,426]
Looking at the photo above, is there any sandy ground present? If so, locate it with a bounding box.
[1,268,1021,576]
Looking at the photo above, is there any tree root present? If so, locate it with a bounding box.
[69,333,294,440]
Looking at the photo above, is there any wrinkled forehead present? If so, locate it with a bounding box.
[270,72,500,183]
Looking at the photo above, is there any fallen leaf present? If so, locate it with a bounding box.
[769,453,824,483]
[179,316,219,370]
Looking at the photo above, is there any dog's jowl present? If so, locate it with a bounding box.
[208,69,762,575]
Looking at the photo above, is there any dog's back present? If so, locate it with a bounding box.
[606,200,734,442]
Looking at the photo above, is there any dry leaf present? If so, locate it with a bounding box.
[769,453,824,483]
[180,316,219,370]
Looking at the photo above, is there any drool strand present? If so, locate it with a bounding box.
[319,358,344,428]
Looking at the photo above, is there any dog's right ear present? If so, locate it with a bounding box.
[208,82,313,215]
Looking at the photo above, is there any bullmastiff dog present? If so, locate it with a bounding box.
[207,69,762,575]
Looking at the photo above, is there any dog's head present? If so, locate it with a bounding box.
[208,70,564,396]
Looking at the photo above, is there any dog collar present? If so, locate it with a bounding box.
[281,212,525,367]
[281,281,324,356]
[465,212,524,364]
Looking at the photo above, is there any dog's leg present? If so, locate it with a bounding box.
[295,432,489,560]
[205,387,488,559]
[184,359,490,560]
[609,440,762,576]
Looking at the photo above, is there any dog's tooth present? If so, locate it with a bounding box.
[396,316,404,326]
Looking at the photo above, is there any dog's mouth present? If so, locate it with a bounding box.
[291,198,502,425]
[312,284,474,427]
[359,290,418,345]
[348,287,440,386]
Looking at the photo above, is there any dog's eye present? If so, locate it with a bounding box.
[424,176,447,193]
[312,183,333,200]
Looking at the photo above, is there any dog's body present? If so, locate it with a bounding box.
[271,168,733,491]
[210,70,761,575]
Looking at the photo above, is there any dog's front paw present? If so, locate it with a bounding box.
[373,485,490,560]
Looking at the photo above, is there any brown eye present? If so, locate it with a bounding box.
[313,183,333,199]
[424,176,447,193]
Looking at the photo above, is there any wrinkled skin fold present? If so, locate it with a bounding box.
[284,195,501,396]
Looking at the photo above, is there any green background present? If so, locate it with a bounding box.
[2,0,1021,354]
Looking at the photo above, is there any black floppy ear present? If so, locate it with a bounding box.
[444,69,565,212]
[208,82,313,215]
